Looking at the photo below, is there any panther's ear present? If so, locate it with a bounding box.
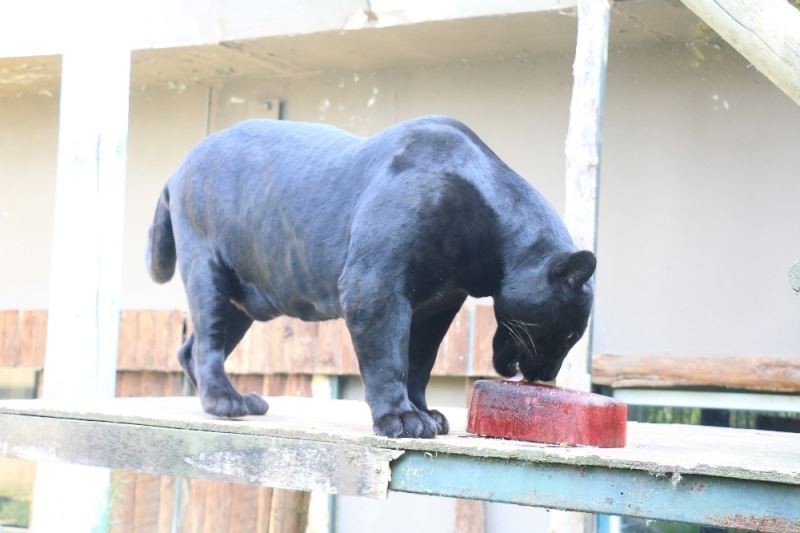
[550,251,596,290]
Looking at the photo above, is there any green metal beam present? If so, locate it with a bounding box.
[390,451,800,532]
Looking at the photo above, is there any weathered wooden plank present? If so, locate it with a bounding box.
[156,475,176,533]
[113,369,179,533]
[256,486,274,533]
[592,353,800,392]
[227,482,263,533]
[265,373,314,533]
[454,499,484,533]
[160,310,185,372]
[0,412,401,499]
[202,480,233,533]
[4,308,495,376]
[268,489,310,533]
[109,372,141,533]
[1,396,799,531]
[133,473,162,532]
[109,470,138,533]
[19,310,47,368]
[680,0,800,106]
[470,305,497,377]
[0,310,21,366]
[186,477,208,533]
[432,307,470,376]
[1,396,797,486]
[315,320,344,373]
[117,311,139,370]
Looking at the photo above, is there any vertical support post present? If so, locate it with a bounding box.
[552,1,609,532]
[306,375,339,533]
[31,27,130,533]
[557,0,610,394]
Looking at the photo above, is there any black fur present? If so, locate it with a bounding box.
[146,115,595,437]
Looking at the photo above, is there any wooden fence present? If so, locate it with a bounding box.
[0,307,499,532]
[0,307,498,378]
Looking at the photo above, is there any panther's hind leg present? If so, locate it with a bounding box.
[182,258,267,417]
[177,306,253,392]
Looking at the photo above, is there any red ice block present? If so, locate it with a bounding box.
[466,380,627,447]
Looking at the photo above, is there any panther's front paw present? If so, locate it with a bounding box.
[424,409,449,435]
[374,408,439,438]
[201,386,269,418]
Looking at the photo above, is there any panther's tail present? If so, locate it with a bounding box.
[146,187,176,283]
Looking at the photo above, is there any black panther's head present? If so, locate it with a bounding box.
[492,250,596,382]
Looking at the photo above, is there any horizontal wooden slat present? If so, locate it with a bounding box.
[1,308,499,378]
[0,310,47,368]
[471,305,497,377]
[592,353,800,393]
[432,307,471,376]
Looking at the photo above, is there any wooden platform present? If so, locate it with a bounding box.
[1,396,799,532]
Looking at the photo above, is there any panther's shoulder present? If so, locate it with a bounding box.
[380,115,501,175]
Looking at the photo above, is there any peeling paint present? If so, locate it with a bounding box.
[705,513,800,533]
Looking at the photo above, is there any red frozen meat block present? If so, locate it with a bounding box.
[466,379,627,447]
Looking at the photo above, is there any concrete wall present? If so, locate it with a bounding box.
[598,43,800,356]
[2,40,797,356]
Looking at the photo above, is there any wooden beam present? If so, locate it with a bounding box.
[0,0,578,59]
[3,396,798,486]
[680,0,800,106]
[592,353,800,393]
[2,396,799,531]
[31,27,131,532]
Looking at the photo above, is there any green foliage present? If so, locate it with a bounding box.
[628,404,701,424]
[0,495,31,527]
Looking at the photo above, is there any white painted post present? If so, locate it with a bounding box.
[557,0,610,395]
[31,23,131,533]
[306,375,339,533]
[552,1,610,532]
